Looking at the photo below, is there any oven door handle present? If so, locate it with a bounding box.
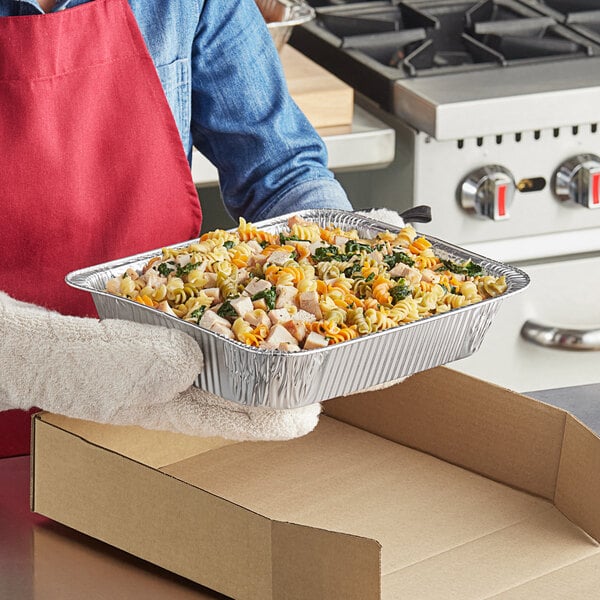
[520,320,600,351]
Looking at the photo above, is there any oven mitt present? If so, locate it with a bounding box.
[0,291,319,441]
[356,207,405,228]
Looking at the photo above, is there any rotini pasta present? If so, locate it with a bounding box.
[105,214,508,350]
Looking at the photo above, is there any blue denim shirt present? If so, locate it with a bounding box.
[4,0,353,221]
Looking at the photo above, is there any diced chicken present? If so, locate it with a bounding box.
[203,272,218,287]
[335,235,349,248]
[246,240,264,254]
[198,310,231,331]
[244,309,271,328]
[278,342,301,352]
[156,301,177,317]
[265,250,292,266]
[125,268,139,280]
[308,240,328,254]
[293,309,317,323]
[248,253,268,267]
[303,332,329,350]
[264,324,297,348]
[388,263,422,285]
[144,270,167,289]
[105,277,121,295]
[210,323,235,339]
[421,269,439,284]
[275,285,298,309]
[268,308,294,325]
[202,287,222,304]
[287,214,307,228]
[237,268,250,284]
[229,295,254,318]
[283,319,306,343]
[299,291,323,319]
[243,277,273,297]
[368,250,384,264]
[174,253,191,267]
[253,298,268,312]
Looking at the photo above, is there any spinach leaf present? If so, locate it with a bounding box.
[441,259,484,277]
[384,252,415,269]
[390,281,411,303]
[157,261,175,277]
[251,287,276,310]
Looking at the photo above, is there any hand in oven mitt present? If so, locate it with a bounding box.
[0,291,319,441]
[356,207,405,228]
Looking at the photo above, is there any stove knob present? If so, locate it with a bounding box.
[554,154,600,209]
[460,166,515,221]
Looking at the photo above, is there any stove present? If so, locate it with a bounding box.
[291,1,600,391]
[290,0,600,248]
[528,1,600,44]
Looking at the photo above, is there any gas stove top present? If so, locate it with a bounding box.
[291,0,600,137]
[528,1,600,43]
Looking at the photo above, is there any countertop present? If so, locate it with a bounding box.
[1,383,599,600]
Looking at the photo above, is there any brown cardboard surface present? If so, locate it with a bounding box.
[280,45,354,129]
[40,412,235,469]
[271,522,381,600]
[323,367,566,500]
[31,367,600,599]
[162,417,553,576]
[488,553,600,599]
[555,414,600,543]
[33,420,273,600]
[381,508,597,600]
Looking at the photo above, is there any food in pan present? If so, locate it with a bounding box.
[105,215,507,351]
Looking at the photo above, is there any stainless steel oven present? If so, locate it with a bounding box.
[291,0,600,390]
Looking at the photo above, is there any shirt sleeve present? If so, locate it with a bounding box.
[189,0,353,221]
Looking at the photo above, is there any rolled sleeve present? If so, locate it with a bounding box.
[252,178,353,221]
[190,0,351,220]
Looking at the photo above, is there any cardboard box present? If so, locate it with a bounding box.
[31,367,600,599]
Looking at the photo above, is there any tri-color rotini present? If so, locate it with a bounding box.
[105,215,508,350]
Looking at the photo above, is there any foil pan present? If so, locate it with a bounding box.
[66,210,530,409]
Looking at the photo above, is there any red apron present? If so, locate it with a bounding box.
[0,0,202,456]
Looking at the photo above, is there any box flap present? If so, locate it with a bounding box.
[381,507,598,600]
[162,417,554,576]
[323,367,566,500]
[38,412,235,469]
[272,522,381,600]
[32,415,272,600]
[484,553,600,599]
[555,414,600,543]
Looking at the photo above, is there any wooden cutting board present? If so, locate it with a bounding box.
[280,45,354,131]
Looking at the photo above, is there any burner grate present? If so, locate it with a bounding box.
[291,0,600,112]
[527,0,600,42]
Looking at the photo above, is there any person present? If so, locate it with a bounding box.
[0,0,356,457]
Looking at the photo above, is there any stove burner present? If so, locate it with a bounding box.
[529,0,600,42]
[304,1,593,78]
[291,0,600,112]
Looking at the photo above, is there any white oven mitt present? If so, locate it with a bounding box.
[0,291,319,441]
[356,207,405,228]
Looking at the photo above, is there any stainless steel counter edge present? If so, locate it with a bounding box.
[191,104,396,187]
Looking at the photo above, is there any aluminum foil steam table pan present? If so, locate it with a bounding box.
[66,210,530,409]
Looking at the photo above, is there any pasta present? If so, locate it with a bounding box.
[105,214,508,351]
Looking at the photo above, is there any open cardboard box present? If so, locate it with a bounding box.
[31,367,600,599]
